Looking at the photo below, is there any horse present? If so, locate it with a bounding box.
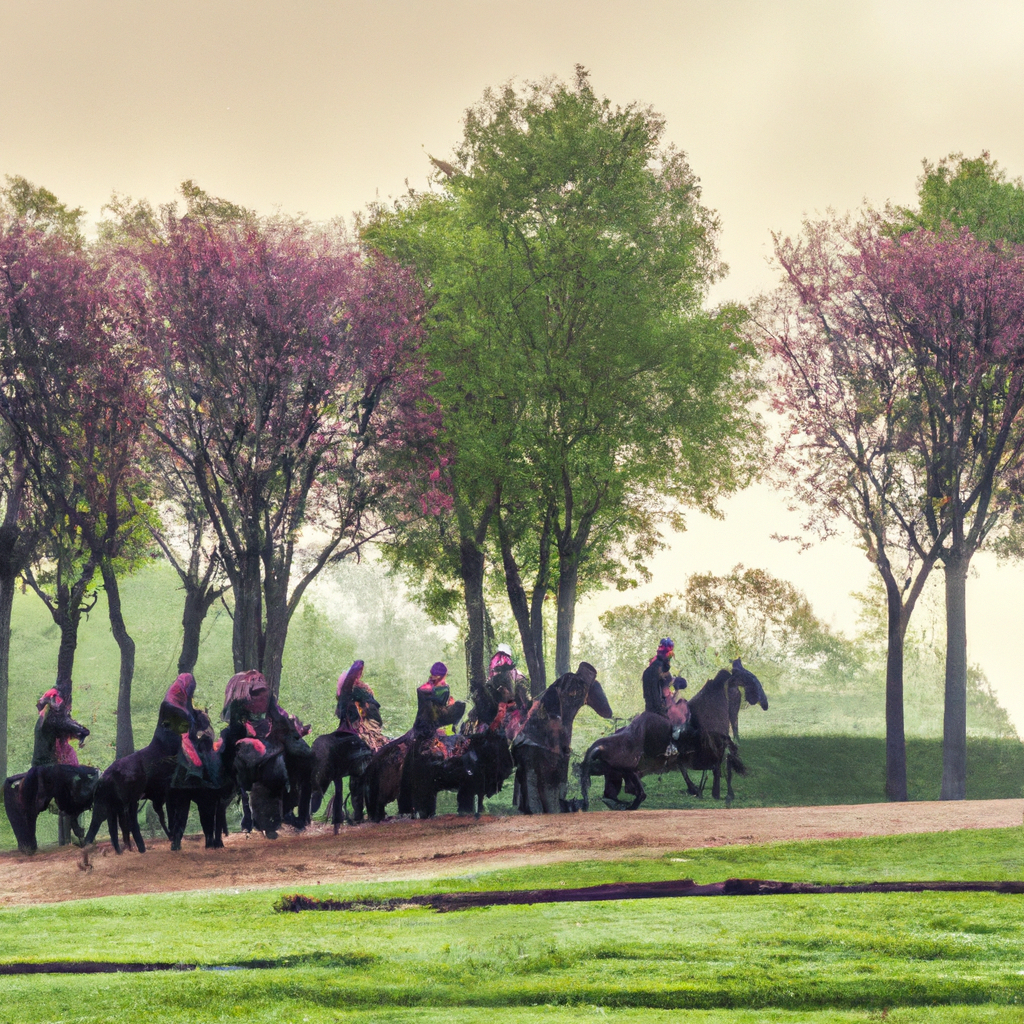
[511,662,613,814]
[83,718,183,853]
[581,659,767,810]
[3,765,99,855]
[681,659,767,802]
[401,704,516,819]
[166,708,235,850]
[309,731,376,831]
[362,695,466,822]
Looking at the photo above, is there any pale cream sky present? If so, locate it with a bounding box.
[4,0,1024,728]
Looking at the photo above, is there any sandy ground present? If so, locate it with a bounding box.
[2,798,1021,906]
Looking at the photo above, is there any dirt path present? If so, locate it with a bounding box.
[2,799,1021,906]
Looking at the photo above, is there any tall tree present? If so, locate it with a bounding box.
[369,69,760,685]
[768,212,1024,800]
[0,179,150,756]
[124,189,435,692]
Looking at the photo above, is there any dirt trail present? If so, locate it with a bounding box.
[2,798,1021,906]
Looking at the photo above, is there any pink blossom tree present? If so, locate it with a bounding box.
[123,194,436,692]
[768,215,1024,800]
[0,183,151,756]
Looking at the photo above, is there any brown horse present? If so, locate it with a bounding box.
[511,662,613,814]
[580,659,767,810]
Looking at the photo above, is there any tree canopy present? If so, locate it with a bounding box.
[367,69,761,686]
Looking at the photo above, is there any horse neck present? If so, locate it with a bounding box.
[688,672,732,734]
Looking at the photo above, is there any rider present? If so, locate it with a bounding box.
[414,662,465,741]
[642,637,676,717]
[471,644,530,729]
[335,659,385,751]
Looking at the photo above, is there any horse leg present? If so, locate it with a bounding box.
[332,775,345,834]
[349,773,366,824]
[680,767,700,797]
[623,771,647,811]
[711,763,722,801]
[127,801,147,853]
[4,774,39,855]
[196,794,217,848]
[240,789,253,832]
[106,801,124,854]
[63,811,85,846]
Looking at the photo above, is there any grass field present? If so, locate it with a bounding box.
[2,829,1024,1022]
[4,563,1024,1021]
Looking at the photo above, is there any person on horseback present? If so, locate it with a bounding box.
[415,662,464,737]
[335,660,385,751]
[642,638,676,717]
[468,644,530,730]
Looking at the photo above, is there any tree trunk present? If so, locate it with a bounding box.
[178,586,212,676]
[940,553,969,800]
[231,547,263,673]
[554,554,579,677]
[497,513,546,695]
[0,571,13,780]
[261,605,290,697]
[101,561,137,759]
[460,536,488,696]
[528,515,552,697]
[878,560,907,802]
[55,611,80,685]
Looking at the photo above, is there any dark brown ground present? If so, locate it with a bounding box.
[2,798,1021,906]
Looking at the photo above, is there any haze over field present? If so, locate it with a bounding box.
[4,0,1024,728]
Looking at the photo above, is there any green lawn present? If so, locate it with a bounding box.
[3,829,1024,1022]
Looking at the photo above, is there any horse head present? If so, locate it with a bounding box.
[558,663,613,721]
[731,659,768,710]
[584,680,613,720]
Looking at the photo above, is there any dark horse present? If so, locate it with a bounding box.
[402,704,516,819]
[511,662,613,814]
[309,731,376,831]
[83,718,184,853]
[581,659,768,810]
[3,765,99,854]
[362,694,466,822]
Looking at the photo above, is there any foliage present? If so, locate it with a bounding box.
[902,151,1024,244]
[367,69,762,684]
[765,200,1024,799]
[0,177,154,753]
[116,187,438,690]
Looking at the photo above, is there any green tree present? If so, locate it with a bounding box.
[368,68,760,688]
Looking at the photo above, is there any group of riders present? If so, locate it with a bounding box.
[5,633,725,853]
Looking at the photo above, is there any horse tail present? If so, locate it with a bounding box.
[3,772,38,854]
[726,738,747,777]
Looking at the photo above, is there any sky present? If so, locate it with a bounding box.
[4,0,1024,728]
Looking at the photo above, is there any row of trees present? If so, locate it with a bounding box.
[765,153,1024,800]
[0,180,436,774]
[2,68,1019,806]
